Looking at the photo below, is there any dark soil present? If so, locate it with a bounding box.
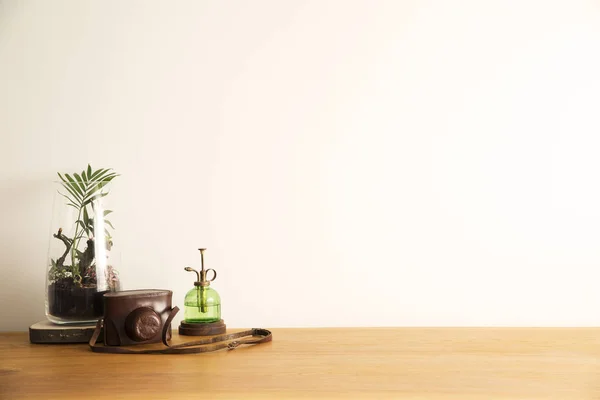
[47,278,108,321]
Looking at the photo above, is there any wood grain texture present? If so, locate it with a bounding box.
[29,321,99,344]
[3,328,600,399]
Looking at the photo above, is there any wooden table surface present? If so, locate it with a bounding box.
[2,328,600,399]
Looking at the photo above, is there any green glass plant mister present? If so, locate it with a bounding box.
[183,248,221,323]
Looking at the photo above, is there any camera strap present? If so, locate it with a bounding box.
[89,306,273,354]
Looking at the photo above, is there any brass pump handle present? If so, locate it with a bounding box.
[204,268,217,282]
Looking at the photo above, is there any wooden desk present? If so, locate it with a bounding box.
[2,328,600,399]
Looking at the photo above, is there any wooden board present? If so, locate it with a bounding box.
[4,328,600,399]
[179,319,226,336]
[29,320,100,344]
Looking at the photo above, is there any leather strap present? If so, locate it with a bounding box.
[89,306,272,354]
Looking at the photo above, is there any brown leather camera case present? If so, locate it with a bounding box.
[103,289,173,346]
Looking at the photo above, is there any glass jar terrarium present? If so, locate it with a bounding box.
[45,166,121,324]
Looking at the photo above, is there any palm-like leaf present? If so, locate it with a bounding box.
[58,165,118,213]
[57,165,119,275]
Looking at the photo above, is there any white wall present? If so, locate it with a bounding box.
[2,0,600,331]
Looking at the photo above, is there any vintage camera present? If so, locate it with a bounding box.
[103,289,174,346]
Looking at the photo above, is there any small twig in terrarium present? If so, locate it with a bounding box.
[53,228,73,267]
[78,238,95,272]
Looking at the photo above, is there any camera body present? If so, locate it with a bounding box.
[103,289,173,346]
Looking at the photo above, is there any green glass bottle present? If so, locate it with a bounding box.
[183,249,221,323]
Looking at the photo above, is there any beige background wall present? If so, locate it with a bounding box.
[1,0,600,331]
